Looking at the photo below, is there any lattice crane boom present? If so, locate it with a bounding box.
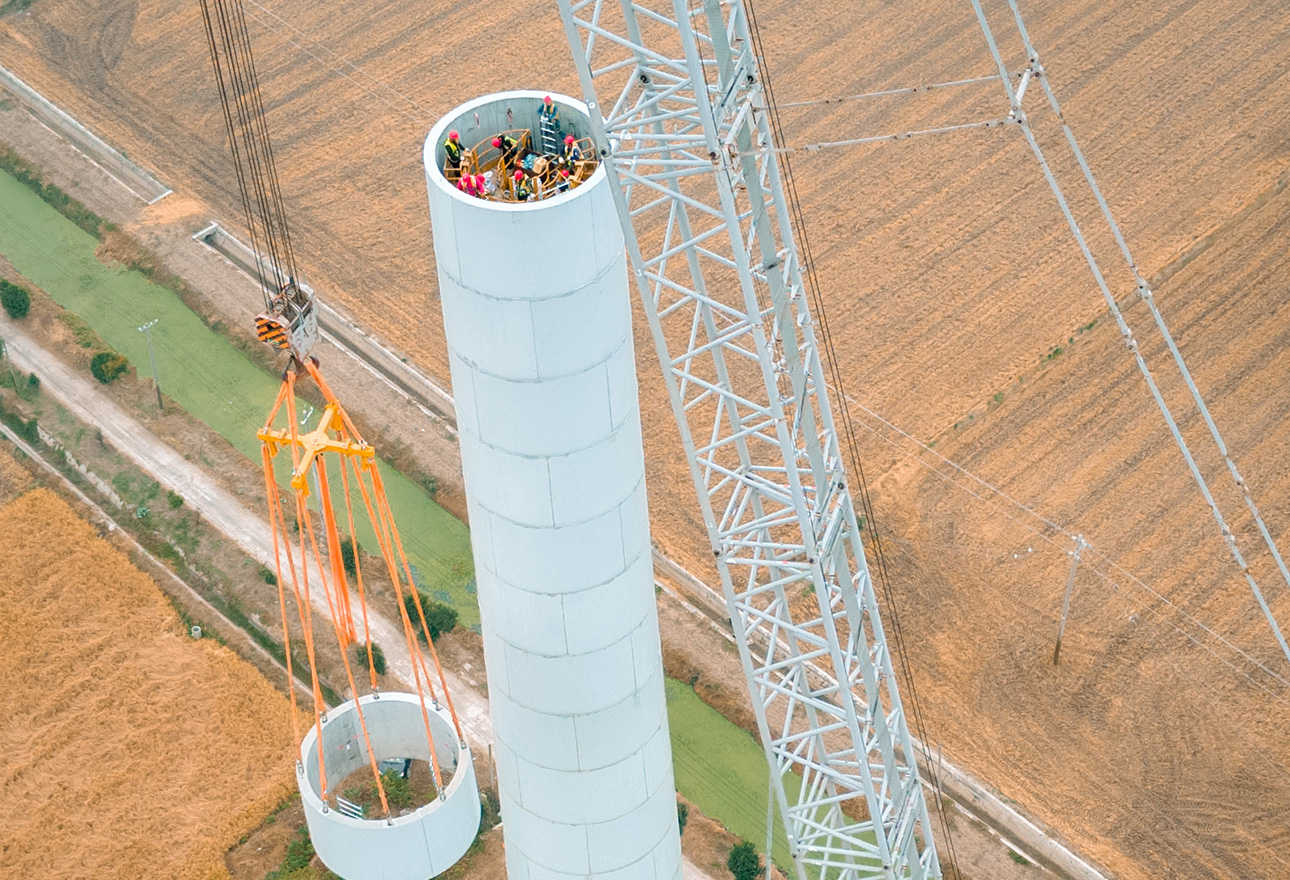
[555,1,940,878]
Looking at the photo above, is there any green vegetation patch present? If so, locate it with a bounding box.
[0,167,478,627]
[1,278,30,319]
[58,311,109,350]
[89,350,130,384]
[666,677,796,867]
[0,146,112,238]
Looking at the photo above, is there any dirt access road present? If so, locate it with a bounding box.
[0,308,496,749]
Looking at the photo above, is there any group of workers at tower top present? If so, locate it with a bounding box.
[441,95,590,203]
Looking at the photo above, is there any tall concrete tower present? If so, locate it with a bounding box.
[424,91,683,880]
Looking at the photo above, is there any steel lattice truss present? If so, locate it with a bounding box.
[556,1,940,878]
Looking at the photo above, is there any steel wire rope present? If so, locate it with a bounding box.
[201,0,298,296]
[240,0,433,124]
[1004,0,1290,657]
[210,0,293,289]
[776,75,1007,109]
[200,0,272,296]
[867,477,1290,704]
[227,0,299,286]
[681,14,902,870]
[835,389,1290,694]
[224,0,296,276]
[967,0,1290,670]
[738,1,963,876]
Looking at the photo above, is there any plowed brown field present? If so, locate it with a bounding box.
[0,490,295,880]
[2,1,1289,878]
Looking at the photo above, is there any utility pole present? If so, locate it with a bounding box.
[137,318,163,411]
[1053,535,1088,665]
[0,338,16,393]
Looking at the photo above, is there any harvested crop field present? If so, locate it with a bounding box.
[0,489,295,880]
[3,1,1290,879]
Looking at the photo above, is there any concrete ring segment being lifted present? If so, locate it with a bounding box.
[425,91,684,880]
[299,692,480,880]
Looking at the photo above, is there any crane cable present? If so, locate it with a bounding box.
[740,1,964,876]
[199,0,299,298]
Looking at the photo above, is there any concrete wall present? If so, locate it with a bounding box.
[425,91,683,880]
[299,693,481,880]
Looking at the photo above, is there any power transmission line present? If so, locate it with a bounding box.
[966,0,1290,669]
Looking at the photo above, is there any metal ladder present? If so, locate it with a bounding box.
[539,114,559,154]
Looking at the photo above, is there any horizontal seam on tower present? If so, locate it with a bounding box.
[482,603,652,662]
[485,659,666,722]
[498,769,675,834]
[493,719,664,775]
[451,332,631,384]
[474,472,645,530]
[458,407,637,459]
[476,539,650,597]
[443,247,622,304]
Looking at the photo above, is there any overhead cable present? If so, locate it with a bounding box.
[968,0,1290,669]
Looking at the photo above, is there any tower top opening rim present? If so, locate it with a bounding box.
[424,89,606,212]
[297,691,472,829]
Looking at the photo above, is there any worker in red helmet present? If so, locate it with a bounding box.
[475,173,488,197]
[442,130,465,178]
[561,133,583,168]
[556,166,572,193]
[492,132,520,171]
[513,168,532,202]
[538,95,560,133]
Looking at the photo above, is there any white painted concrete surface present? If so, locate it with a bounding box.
[300,693,481,880]
[425,91,683,880]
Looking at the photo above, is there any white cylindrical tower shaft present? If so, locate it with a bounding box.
[425,91,682,880]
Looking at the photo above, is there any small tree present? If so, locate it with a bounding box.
[677,800,689,837]
[355,641,387,676]
[727,840,761,880]
[257,565,277,586]
[379,767,413,808]
[339,536,358,576]
[404,592,458,642]
[0,280,30,320]
[90,351,130,384]
[167,490,184,509]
